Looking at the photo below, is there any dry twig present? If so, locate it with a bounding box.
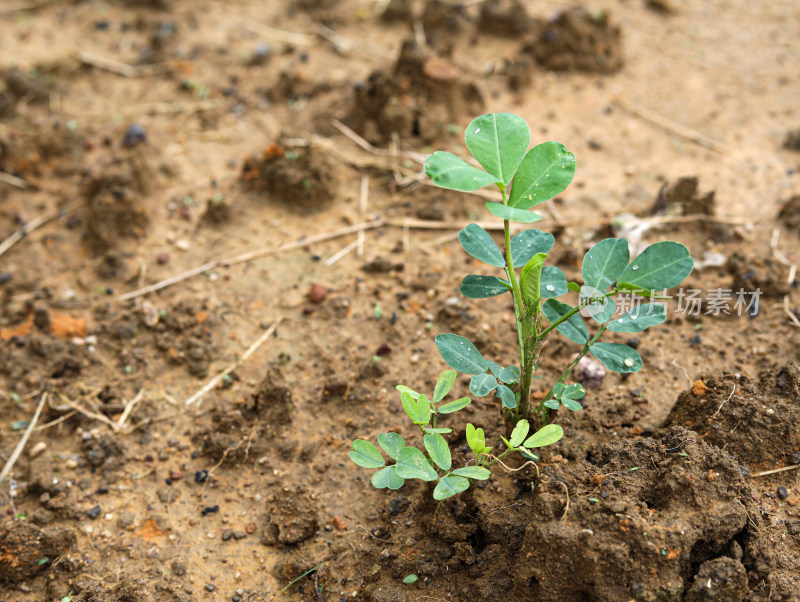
[0,171,28,190]
[76,51,166,78]
[0,199,83,259]
[185,319,281,407]
[710,384,736,419]
[0,393,47,483]
[750,464,800,478]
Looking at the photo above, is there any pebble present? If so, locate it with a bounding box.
[175,239,191,251]
[233,530,247,540]
[195,470,208,483]
[28,441,47,458]
[245,522,256,534]
[205,583,216,593]
[201,505,220,516]
[158,451,169,461]
[222,529,233,541]
[690,332,702,346]
[156,252,170,265]
[790,451,800,465]
[122,123,147,147]
[0,272,12,284]
[307,283,328,304]
[87,504,101,519]
[778,486,789,499]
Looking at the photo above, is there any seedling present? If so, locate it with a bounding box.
[350,113,694,500]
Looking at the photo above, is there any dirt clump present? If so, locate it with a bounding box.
[514,427,766,601]
[0,518,76,584]
[664,362,800,466]
[523,6,624,74]
[261,487,318,545]
[777,194,800,230]
[198,196,232,228]
[650,176,716,216]
[379,0,412,23]
[478,0,531,36]
[83,155,152,253]
[349,37,483,144]
[726,251,791,298]
[0,118,85,180]
[241,141,338,212]
[782,128,800,152]
[685,556,748,601]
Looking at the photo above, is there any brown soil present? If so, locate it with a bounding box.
[1,1,799,601]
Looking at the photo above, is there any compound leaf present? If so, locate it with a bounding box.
[458,224,506,267]
[424,151,497,191]
[433,475,470,500]
[464,113,530,186]
[496,384,517,409]
[508,141,576,209]
[540,266,568,298]
[349,440,385,469]
[435,333,489,375]
[590,343,642,373]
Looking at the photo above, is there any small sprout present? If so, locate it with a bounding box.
[403,575,419,584]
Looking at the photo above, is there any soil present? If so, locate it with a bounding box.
[1,1,799,601]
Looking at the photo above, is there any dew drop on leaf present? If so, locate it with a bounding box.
[545,285,555,292]
[624,358,635,367]
[632,265,639,271]
[475,128,481,134]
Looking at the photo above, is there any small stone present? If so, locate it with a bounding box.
[169,471,182,481]
[245,522,256,534]
[175,239,191,251]
[205,583,216,592]
[28,441,47,458]
[117,511,135,529]
[171,560,186,576]
[308,283,328,304]
[195,470,208,483]
[778,486,789,499]
[87,504,101,519]
[331,516,346,531]
[232,530,247,540]
[201,505,220,516]
[790,451,800,465]
[158,451,169,461]
[156,253,170,265]
[122,123,146,147]
[222,529,233,541]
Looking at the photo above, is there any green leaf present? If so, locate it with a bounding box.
[520,252,547,309]
[458,224,505,267]
[434,475,470,500]
[395,385,420,399]
[423,427,453,434]
[540,266,568,298]
[424,151,497,191]
[567,281,581,293]
[395,447,438,481]
[434,370,457,403]
[580,287,615,323]
[437,397,471,414]
[523,424,564,448]
[510,419,530,448]
[371,466,405,489]
[561,383,585,399]
[496,385,517,409]
[470,373,497,396]
[435,333,489,374]
[508,141,576,209]
[606,304,667,333]
[377,433,405,460]
[484,202,542,223]
[466,423,486,456]
[590,343,642,373]
[460,275,510,299]
[452,466,492,480]
[582,238,630,291]
[349,440,386,469]
[511,229,555,267]
[464,113,530,185]
[544,399,561,410]
[403,575,419,584]
[498,365,519,384]
[562,398,584,411]
[401,391,431,426]
[424,433,452,471]
[618,242,694,292]
[542,299,589,344]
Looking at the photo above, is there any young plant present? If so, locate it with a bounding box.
[349,370,564,500]
[349,113,694,500]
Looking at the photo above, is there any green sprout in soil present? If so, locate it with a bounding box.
[350,113,694,500]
